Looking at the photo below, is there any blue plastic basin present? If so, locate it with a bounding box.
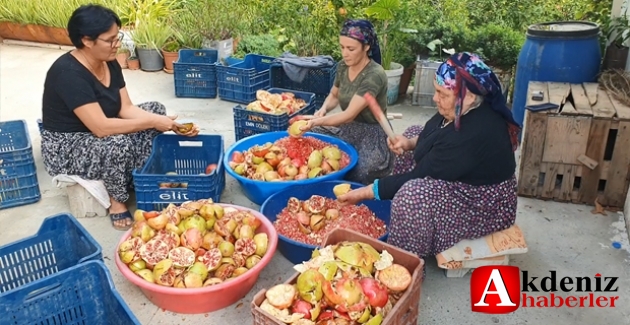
[259,180,391,265]
[224,131,359,205]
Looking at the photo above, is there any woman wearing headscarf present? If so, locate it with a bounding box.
[338,52,521,276]
[298,19,394,185]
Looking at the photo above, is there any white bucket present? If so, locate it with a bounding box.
[385,62,404,105]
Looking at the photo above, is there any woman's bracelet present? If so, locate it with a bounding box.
[372,179,381,200]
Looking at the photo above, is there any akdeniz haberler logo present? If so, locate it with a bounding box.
[470,266,619,314]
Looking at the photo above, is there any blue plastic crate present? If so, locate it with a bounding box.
[216,54,275,87]
[233,88,316,141]
[0,213,102,294]
[221,56,244,66]
[0,260,141,324]
[270,62,338,107]
[133,134,225,211]
[173,49,219,98]
[218,79,270,104]
[0,120,41,210]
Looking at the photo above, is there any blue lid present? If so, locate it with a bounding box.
[612,242,622,249]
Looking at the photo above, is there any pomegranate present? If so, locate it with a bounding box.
[377,264,412,292]
[168,247,195,267]
[145,211,168,230]
[133,209,145,222]
[234,238,256,257]
[325,209,339,220]
[182,215,206,234]
[173,273,197,288]
[266,284,297,309]
[333,184,351,198]
[218,241,235,257]
[154,230,180,249]
[291,299,313,319]
[205,163,218,174]
[322,277,366,313]
[241,213,262,231]
[139,238,170,265]
[203,277,223,286]
[253,233,269,256]
[152,258,176,287]
[232,151,245,163]
[304,195,326,214]
[118,237,143,264]
[287,197,301,213]
[359,278,389,308]
[231,253,246,268]
[131,221,155,243]
[198,248,222,271]
[297,211,310,226]
[296,269,325,304]
[135,269,154,283]
[128,259,146,272]
[180,228,203,250]
[289,120,308,137]
[214,263,235,280]
[292,158,304,168]
[246,255,261,268]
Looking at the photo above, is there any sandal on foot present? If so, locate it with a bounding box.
[110,211,133,231]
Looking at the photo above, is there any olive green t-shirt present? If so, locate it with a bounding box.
[333,60,388,124]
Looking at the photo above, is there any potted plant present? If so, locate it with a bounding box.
[131,19,172,72]
[602,15,630,70]
[162,37,181,73]
[365,0,406,105]
[116,47,131,69]
[196,0,242,62]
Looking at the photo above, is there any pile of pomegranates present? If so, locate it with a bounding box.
[274,194,387,246]
[259,242,412,325]
[117,199,269,288]
[228,136,350,182]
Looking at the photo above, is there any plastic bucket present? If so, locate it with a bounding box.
[385,62,404,105]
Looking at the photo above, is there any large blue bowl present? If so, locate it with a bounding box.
[224,131,359,205]
[260,180,391,265]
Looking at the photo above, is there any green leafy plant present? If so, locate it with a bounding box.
[132,18,172,50]
[233,34,282,58]
[470,23,525,71]
[365,0,401,70]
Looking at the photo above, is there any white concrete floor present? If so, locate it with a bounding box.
[1,42,630,325]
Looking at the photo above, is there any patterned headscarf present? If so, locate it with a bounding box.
[435,52,521,151]
[340,19,382,65]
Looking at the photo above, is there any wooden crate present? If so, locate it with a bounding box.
[518,81,630,208]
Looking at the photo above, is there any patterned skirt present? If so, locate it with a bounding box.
[386,125,518,269]
[311,121,394,185]
[40,101,165,203]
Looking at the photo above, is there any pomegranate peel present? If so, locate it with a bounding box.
[266,284,297,309]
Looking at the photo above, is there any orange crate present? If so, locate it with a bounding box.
[250,228,425,325]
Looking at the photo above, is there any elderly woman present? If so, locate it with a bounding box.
[299,19,394,185]
[40,4,198,230]
[338,52,520,276]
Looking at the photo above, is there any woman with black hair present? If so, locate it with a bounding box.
[40,4,198,230]
[298,19,394,185]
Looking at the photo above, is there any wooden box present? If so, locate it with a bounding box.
[518,81,630,208]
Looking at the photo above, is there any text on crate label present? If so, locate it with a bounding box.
[247,115,264,122]
[245,121,270,131]
[225,76,241,83]
[185,72,204,79]
[159,191,189,201]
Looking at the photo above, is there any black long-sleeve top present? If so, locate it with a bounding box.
[377,103,516,200]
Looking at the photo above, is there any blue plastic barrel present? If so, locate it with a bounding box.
[512,21,601,127]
